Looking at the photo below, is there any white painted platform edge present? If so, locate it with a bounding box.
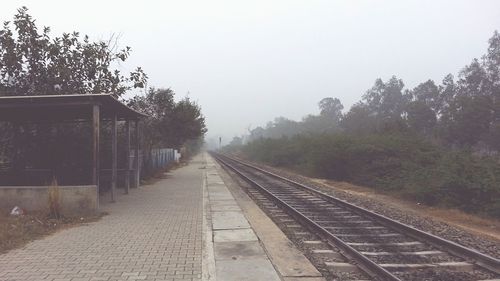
[202,157,216,281]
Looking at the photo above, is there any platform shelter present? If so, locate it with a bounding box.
[0,94,146,214]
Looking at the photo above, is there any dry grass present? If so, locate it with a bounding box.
[48,177,61,219]
[0,210,104,254]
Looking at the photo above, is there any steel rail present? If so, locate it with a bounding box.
[212,153,401,281]
[214,152,500,276]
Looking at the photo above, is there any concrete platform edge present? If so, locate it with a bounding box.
[202,152,217,281]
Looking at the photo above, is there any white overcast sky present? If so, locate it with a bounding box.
[2,1,500,142]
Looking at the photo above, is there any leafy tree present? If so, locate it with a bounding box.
[484,31,500,95]
[318,97,344,122]
[301,114,335,134]
[438,95,492,147]
[128,88,207,148]
[406,101,436,135]
[435,32,500,148]
[170,96,207,146]
[361,76,408,121]
[437,74,457,114]
[341,104,378,134]
[248,126,266,141]
[484,31,500,149]
[273,117,304,137]
[229,136,243,147]
[405,80,439,134]
[127,88,176,149]
[457,58,490,98]
[343,77,410,134]
[253,117,303,139]
[0,7,147,96]
[410,80,440,111]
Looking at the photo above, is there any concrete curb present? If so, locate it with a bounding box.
[202,155,217,281]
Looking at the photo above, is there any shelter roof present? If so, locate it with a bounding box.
[0,94,147,121]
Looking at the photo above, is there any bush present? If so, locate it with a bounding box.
[242,133,500,217]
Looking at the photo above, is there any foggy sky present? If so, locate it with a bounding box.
[2,1,500,144]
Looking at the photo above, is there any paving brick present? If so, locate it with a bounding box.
[0,156,203,281]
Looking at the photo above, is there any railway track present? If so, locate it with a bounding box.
[211,152,500,281]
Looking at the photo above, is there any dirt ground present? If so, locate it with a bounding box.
[311,178,500,242]
[0,211,104,254]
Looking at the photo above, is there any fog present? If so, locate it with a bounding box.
[2,0,500,144]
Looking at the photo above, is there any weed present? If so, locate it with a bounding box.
[48,177,61,219]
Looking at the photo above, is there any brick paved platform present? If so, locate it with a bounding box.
[0,156,204,281]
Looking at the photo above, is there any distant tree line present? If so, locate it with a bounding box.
[245,97,343,142]
[245,31,500,153]
[233,31,500,217]
[0,7,206,185]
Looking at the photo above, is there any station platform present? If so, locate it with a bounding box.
[0,153,323,281]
